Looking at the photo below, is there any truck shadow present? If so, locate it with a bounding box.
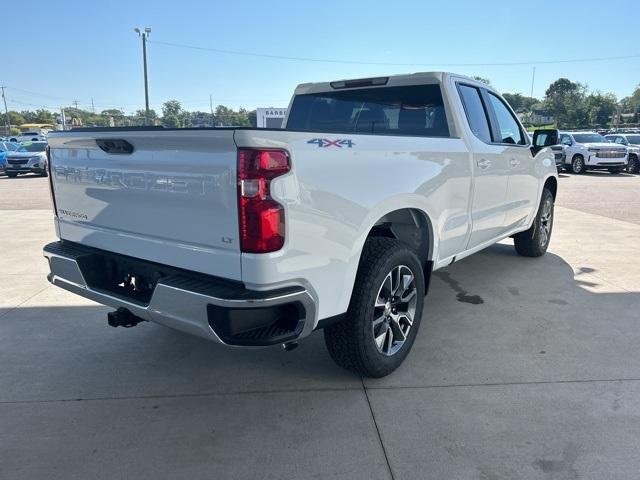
[1,242,639,401]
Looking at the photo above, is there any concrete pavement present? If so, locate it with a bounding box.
[1,174,639,479]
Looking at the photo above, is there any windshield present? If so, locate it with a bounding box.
[18,142,47,153]
[572,133,606,143]
[625,135,640,144]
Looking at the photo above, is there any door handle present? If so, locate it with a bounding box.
[509,157,520,167]
[477,158,491,170]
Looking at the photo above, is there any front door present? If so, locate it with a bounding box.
[484,92,539,229]
[457,83,510,249]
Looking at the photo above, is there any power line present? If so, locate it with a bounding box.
[149,39,640,67]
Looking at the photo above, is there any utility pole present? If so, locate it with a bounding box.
[91,98,95,113]
[530,66,536,98]
[134,27,152,125]
[0,86,10,134]
[60,107,66,130]
[73,99,79,110]
[210,94,214,127]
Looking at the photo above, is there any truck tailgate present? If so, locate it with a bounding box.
[47,129,241,280]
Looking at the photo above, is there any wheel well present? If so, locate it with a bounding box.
[572,153,583,161]
[366,208,432,266]
[544,176,557,200]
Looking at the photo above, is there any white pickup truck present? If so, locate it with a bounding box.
[558,131,628,174]
[44,73,558,377]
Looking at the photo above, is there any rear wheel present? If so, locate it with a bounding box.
[6,172,17,178]
[609,167,624,174]
[514,187,554,257]
[324,237,425,378]
[571,155,585,174]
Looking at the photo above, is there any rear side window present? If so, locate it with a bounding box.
[486,93,526,145]
[457,84,492,143]
[286,84,449,137]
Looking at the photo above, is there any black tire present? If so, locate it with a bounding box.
[571,155,585,174]
[324,237,425,378]
[514,188,554,257]
[608,167,624,174]
[6,172,17,178]
[40,172,48,177]
[627,155,639,174]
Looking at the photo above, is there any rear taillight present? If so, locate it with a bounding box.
[237,148,290,253]
[46,146,58,217]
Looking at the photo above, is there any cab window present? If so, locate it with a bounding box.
[560,134,572,145]
[486,93,526,145]
[457,84,492,143]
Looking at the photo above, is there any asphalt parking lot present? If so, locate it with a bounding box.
[1,172,640,479]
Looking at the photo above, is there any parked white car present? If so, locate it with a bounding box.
[43,73,558,377]
[8,132,47,143]
[559,131,628,174]
[604,133,640,174]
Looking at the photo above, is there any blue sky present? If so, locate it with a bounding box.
[5,0,639,114]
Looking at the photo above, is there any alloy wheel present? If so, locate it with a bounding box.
[539,198,553,247]
[372,265,418,356]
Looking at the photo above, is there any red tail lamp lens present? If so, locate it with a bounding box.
[237,149,290,253]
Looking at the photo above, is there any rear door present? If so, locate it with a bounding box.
[47,129,242,280]
[456,83,510,249]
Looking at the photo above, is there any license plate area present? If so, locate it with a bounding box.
[76,252,169,305]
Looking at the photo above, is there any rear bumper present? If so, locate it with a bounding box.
[43,241,317,346]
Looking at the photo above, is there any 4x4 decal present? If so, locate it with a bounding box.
[307,138,355,148]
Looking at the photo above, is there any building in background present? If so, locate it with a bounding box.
[256,108,287,128]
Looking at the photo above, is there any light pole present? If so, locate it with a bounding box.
[134,27,151,125]
[0,86,10,135]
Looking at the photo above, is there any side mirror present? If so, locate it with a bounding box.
[531,129,559,155]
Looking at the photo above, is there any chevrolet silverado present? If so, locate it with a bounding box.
[44,72,559,377]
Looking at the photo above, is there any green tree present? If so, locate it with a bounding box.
[162,100,182,117]
[135,109,158,124]
[161,100,184,127]
[619,85,640,114]
[161,114,180,127]
[189,111,214,127]
[35,109,56,124]
[20,110,37,122]
[543,78,587,128]
[248,109,257,127]
[586,92,617,127]
[502,93,539,113]
[7,111,25,126]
